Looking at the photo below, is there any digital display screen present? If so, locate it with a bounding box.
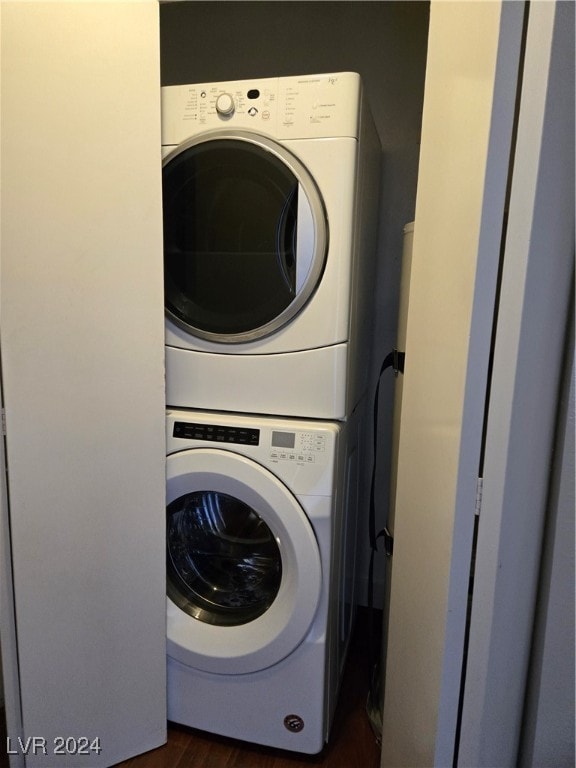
[272,431,295,449]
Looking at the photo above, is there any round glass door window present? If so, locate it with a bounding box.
[167,489,282,627]
[163,132,327,343]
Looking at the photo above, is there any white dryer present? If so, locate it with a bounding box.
[162,72,381,419]
[165,407,363,753]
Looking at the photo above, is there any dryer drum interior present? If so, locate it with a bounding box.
[167,489,283,627]
[162,132,328,344]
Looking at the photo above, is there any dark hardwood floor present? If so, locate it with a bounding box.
[115,608,382,768]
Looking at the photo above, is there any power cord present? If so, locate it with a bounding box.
[366,347,405,740]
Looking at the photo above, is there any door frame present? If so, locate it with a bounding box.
[381,3,528,765]
[457,2,575,764]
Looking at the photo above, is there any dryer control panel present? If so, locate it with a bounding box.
[161,72,361,143]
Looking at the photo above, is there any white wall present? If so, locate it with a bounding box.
[1,3,166,765]
[159,0,430,606]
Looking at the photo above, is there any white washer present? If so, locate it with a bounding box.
[165,407,363,753]
[162,72,381,419]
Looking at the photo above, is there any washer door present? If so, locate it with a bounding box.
[166,448,322,675]
[163,130,328,344]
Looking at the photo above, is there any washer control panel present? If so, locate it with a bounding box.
[172,420,329,465]
[270,430,326,464]
[168,412,337,493]
[173,421,259,446]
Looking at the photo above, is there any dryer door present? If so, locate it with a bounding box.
[163,130,328,344]
[166,448,322,675]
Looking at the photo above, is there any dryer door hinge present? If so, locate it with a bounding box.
[475,476,484,517]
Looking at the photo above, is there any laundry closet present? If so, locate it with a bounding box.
[157,2,429,752]
[1,3,572,768]
[0,4,429,763]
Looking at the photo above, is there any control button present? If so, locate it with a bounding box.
[216,92,235,116]
[173,421,259,445]
[248,107,258,117]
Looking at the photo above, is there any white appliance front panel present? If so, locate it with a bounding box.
[167,632,328,754]
[165,342,349,419]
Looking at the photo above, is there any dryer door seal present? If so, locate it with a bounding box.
[163,130,328,344]
[166,448,322,675]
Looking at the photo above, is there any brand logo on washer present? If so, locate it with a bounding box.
[284,714,305,733]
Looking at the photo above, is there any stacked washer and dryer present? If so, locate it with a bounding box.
[161,72,381,754]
